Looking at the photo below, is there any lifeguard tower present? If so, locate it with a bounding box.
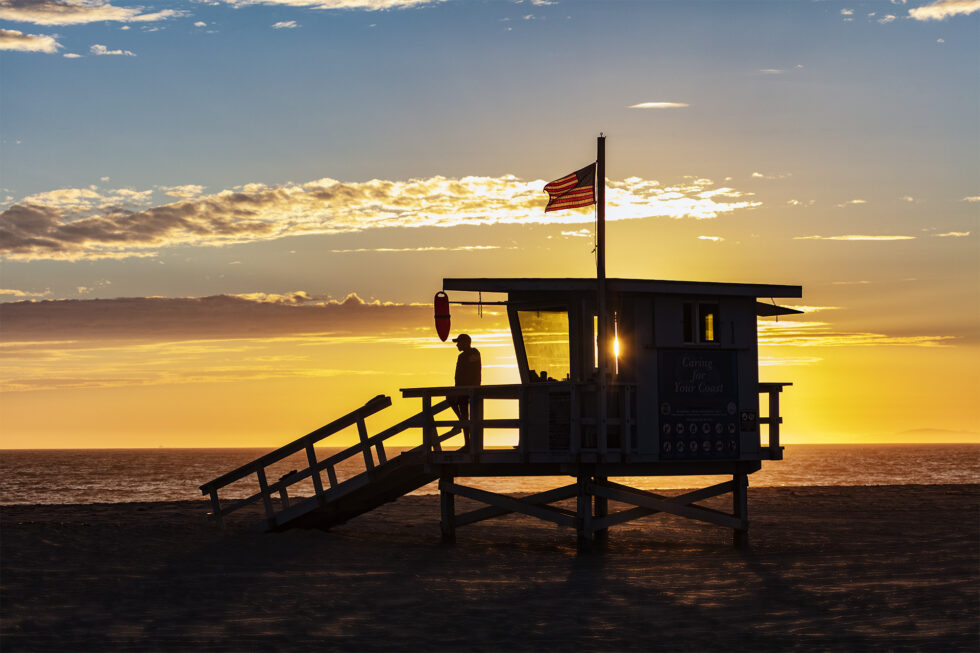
[201,136,802,549]
[200,276,801,550]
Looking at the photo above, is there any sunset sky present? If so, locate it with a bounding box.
[1,0,977,448]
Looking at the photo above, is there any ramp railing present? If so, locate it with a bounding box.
[200,394,458,526]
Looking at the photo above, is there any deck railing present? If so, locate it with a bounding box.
[401,382,638,457]
[758,382,791,460]
[199,393,458,526]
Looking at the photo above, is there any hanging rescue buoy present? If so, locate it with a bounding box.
[434,291,451,341]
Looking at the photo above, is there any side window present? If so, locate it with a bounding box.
[700,303,718,343]
[682,301,720,344]
[682,303,695,343]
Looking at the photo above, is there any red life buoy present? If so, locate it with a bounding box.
[434,291,451,341]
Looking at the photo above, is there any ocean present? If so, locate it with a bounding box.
[1,445,977,506]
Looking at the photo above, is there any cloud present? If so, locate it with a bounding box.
[752,171,792,180]
[0,1,185,26]
[841,8,854,15]
[272,20,298,28]
[62,51,80,57]
[157,184,205,199]
[909,0,980,20]
[0,27,61,53]
[933,231,970,237]
[327,245,502,253]
[0,292,504,346]
[1,174,761,261]
[878,14,897,22]
[628,102,689,109]
[0,288,50,298]
[90,43,135,56]
[757,320,956,348]
[794,234,916,241]
[962,196,980,202]
[836,199,867,207]
[759,69,784,74]
[697,235,724,242]
[215,0,445,10]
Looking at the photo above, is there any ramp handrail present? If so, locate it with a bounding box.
[200,394,457,526]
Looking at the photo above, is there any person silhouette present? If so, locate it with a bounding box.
[451,333,481,450]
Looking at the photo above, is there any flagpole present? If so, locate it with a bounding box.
[596,134,608,452]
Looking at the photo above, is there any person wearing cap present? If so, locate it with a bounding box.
[451,333,481,449]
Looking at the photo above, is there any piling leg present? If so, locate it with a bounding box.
[594,475,609,544]
[576,471,593,553]
[733,465,749,550]
[439,472,456,544]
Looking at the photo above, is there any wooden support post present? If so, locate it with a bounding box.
[305,443,326,505]
[375,441,387,465]
[278,486,290,509]
[357,419,374,471]
[570,384,581,455]
[733,464,749,550]
[577,471,594,553]
[255,467,275,526]
[439,472,456,544]
[594,475,609,543]
[326,464,338,488]
[768,388,781,454]
[423,396,439,453]
[470,390,484,461]
[208,489,223,528]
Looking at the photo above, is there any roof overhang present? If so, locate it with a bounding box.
[444,277,803,299]
[755,302,804,317]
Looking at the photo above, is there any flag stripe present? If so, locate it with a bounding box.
[543,163,596,212]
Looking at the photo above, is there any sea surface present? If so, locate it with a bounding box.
[1,445,978,506]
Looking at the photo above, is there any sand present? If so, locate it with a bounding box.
[1,484,977,651]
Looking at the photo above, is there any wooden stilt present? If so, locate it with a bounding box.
[577,471,593,553]
[733,464,749,550]
[594,475,609,543]
[439,472,456,543]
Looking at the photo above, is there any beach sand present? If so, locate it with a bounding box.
[2,484,977,651]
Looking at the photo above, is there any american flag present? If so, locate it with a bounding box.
[543,163,596,212]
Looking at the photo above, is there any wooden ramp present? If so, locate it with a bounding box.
[199,394,460,532]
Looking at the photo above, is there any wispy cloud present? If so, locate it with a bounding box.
[628,102,689,109]
[327,245,502,253]
[909,0,980,20]
[0,27,60,53]
[697,235,724,242]
[836,199,867,207]
[758,320,956,348]
[1,174,760,261]
[0,288,50,298]
[933,231,971,237]
[794,234,915,241]
[752,171,792,180]
[90,43,135,56]
[962,195,980,202]
[0,1,185,26]
[271,20,298,28]
[216,0,446,10]
[877,14,898,23]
